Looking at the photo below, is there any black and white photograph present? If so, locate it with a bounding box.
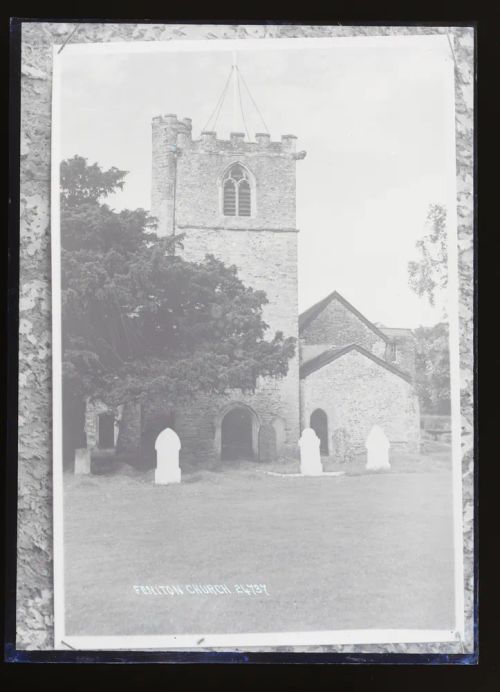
[14,23,475,657]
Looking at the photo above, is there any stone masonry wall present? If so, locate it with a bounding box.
[151,115,192,237]
[176,226,300,463]
[301,343,330,362]
[176,134,297,232]
[301,296,387,360]
[301,350,420,454]
[141,371,300,467]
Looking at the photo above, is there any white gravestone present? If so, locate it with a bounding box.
[298,428,323,476]
[74,448,91,475]
[365,425,391,470]
[154,427,182,485]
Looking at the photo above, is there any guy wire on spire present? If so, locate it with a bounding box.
[236,70,251,141]
[202,60,271,139]
[202,65,234,133]
[236,66,270,136]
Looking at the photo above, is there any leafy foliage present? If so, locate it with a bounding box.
[61,155,128,206]
[61,156,296,407]
[413,323,451,414]
[408,204,448,308]
[407,204,451,413]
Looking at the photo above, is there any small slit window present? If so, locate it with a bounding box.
[222,164,252,216]
[386,342,397,362]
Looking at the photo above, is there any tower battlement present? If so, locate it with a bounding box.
[152,114,302,158]
[195,130,298,156]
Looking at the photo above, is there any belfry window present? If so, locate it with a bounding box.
[222,164,252,216]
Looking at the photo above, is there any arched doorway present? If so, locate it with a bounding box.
[310,409,329,455]
[220,405,256,461]
[98,413,115,449]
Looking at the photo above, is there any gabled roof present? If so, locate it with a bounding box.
[299,290,390,343]
[300,343,412,383]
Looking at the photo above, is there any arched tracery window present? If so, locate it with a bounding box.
[222,164,252,216]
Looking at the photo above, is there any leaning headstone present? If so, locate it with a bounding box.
[365,425,391,470]
[298,428,323,476]
[74,448,91,475]
[154,427,181,485]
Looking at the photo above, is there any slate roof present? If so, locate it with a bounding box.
[298,290,390,343]
[299,343,412,383]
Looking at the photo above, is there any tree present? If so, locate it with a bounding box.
[408,204,451,415]
[61,155,127,206]
[61,156,296,409]
[412,323,451,414]
[408,204,448,309]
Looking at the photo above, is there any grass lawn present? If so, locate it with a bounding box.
[64,442,455,636]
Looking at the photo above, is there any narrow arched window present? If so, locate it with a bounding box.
[222,164,252,216]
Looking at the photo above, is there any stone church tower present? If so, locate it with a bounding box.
[146,114,305,465]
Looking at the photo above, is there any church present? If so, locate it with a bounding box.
[83,114,420,469]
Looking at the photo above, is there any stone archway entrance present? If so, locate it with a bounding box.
[310,408,329,455]
[221,406,254,461]
[217,404,259,461]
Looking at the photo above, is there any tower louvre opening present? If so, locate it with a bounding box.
[223,179,237,215]
[238,180,251,216]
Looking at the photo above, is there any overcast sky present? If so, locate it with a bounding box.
[58,36,455,327]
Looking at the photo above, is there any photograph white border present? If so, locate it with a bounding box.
[51,33,465,651]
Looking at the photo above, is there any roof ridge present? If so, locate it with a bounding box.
[299,290,390,343]
[300,343,412,383]
[298,290,339,331]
